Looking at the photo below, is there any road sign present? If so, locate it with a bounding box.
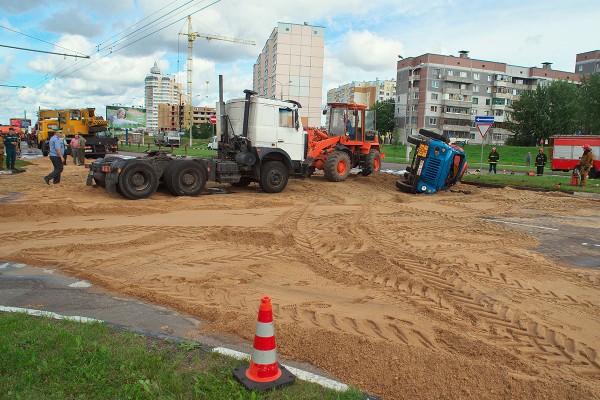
[209,115,217,124]
[477,123,492,138]
[475,116,494,124]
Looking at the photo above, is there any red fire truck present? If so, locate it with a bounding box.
[549,135,600,178]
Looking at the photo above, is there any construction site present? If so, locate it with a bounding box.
[0,158,599,399]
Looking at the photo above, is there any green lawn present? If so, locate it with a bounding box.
[0,312,363,400]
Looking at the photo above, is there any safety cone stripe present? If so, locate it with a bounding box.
[250,348,278,365]
[254,321,274,337]
[253,335,276,351]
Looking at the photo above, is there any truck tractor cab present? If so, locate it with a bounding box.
[396,129,467,194]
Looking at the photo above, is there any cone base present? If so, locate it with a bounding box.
[233,364,295,391]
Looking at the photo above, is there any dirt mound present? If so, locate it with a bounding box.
[1,157,599,399]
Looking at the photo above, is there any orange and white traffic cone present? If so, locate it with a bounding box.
[233,296,295,391]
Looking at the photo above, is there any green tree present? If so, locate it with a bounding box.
[580,74,600,135]
[370,98,395,135]
[191,123,214,139]
[507,80,580,145]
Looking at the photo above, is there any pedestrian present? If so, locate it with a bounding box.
[575,144,595,187]
[488,147,500,174]
[70,134,80,165]
[4,127,19,171]
[62,135,69,165]
[535,148,547,176]
[0,131,4,169]
[44,131,65,185]
[526,151,531,167]
[78,134,86,166]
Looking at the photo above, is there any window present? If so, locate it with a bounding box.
[448,70,454,76]
[429,118,437,125]
[459,71,467,78]
[431,93,439,100]
[473,73,480,80]
[472,85,479,92]
[432,81,439,88]
[487,75,492,82]
[433,68,441,77]
[430,105,438,112]
[413,92,419,99]
[485,99,491,105]
[472,97,479,104]
[486,87,492,94]
[278,108,293,128]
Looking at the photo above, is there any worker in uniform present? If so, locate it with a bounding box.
[0,131,4,168]
[535,148,547,176]
[576,144,595,187]
[488,147,500,174]
[4,127,19,171]
[77,134,86,166]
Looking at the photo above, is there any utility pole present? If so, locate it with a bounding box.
[181,15,255,147]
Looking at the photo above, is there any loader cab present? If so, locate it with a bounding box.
[325,103,377,142]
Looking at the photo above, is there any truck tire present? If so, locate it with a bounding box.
[419,128,449,144]
[324,151,351,182]
[231,177,253,187]
[117,161,159,200]
[407,135,427,146]
[361,149,381,176]
[396,180,414,193]
[164,160,207,196]
[259,161,288,193]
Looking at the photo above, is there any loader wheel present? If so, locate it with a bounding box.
[164,160,207,196]
[419,128,449,144]
[117,161,159,200]
[407,134,427,146]
[231,177,253,187]
[259,161,288,193]
[361,150,381,176]
[324,151,351,182]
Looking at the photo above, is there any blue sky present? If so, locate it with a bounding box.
[0,0,598,125]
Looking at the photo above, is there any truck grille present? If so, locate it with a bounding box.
[423,158,441,182]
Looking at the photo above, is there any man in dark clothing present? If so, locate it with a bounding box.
[535,148,547,176]
[4,127,19,171]
[488,147,500,174]
[44,131,65,184]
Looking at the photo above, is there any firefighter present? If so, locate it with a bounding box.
[488,147,500,174]
[576,144,595,187]
[4,127,19,171]
[535,148,547,176]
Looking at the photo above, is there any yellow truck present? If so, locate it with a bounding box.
[34,108,118,158]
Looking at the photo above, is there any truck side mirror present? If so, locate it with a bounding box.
[322,109,327,115]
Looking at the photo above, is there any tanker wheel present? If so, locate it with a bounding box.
[324,151,351,182]
[419,128,449,144]
[117,161,159,200]
[361,149,382,176]
[231,177,253,187]
[259,161,288,193]
[164,160,207,196]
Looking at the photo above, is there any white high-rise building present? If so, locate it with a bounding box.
[253,22,324,128]
[144,62,184,131]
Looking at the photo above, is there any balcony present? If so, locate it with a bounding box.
[442,99,472,108]
[493,92,514,100]
[442,112,472,121]
[441,75,474,84]
[444,87,473,96]
[442,124,471,133]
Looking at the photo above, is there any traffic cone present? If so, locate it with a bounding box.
[233,296,295,391]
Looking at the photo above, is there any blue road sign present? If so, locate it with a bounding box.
[475,116,494,124]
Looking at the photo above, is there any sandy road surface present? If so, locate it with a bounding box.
[1,158,599,399]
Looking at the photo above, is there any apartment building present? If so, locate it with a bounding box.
[252,22,325,127]
[395,51,580,145]
[144,62,184,131]
[157,104,216,131]
[576,50,600,75]
[327,79,396,107]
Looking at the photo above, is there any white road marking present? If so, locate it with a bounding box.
[581,243,600,248]
[0,306,101,323]
[68,280,92,288]
[483,219,558,231]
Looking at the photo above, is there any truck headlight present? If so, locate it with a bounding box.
[421,185,427,191]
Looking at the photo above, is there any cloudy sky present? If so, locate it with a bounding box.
[0,0,597,125]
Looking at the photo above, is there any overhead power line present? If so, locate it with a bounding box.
[0,44,90,59]
[0,25,88,56]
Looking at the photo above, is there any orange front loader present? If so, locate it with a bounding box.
[304,102,384,181]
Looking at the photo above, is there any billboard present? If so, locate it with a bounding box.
[106,106,146,130]
[10,118,31,129]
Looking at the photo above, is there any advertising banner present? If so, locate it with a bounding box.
[10,118,31,128]
[106,106,146,130]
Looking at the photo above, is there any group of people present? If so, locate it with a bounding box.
[44,131,86,185]
[488,145,594,186]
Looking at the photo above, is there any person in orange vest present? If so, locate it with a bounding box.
[576,144,595,187]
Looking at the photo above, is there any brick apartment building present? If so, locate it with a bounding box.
[157,104,216,132]
[395,51,581,145]
[327,79,396,107]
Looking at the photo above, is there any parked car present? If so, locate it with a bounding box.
[207,136,218,150]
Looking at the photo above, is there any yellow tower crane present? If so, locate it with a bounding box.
[181,15,255,146]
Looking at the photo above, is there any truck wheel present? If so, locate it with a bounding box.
[407,134,427,146]
[361,149,381,176]
[324,151,351,182]
[117,161,159,200]
[259,161,288,193]
[419,128,449,144]
[396,180,414,193]
[231,177,253,187]
[164,160,207,196]
[93,178,106,188]
[589,167,598,179]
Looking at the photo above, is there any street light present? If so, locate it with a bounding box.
[406,62,424,142]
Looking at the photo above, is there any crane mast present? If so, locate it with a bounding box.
[183,15,255,146]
